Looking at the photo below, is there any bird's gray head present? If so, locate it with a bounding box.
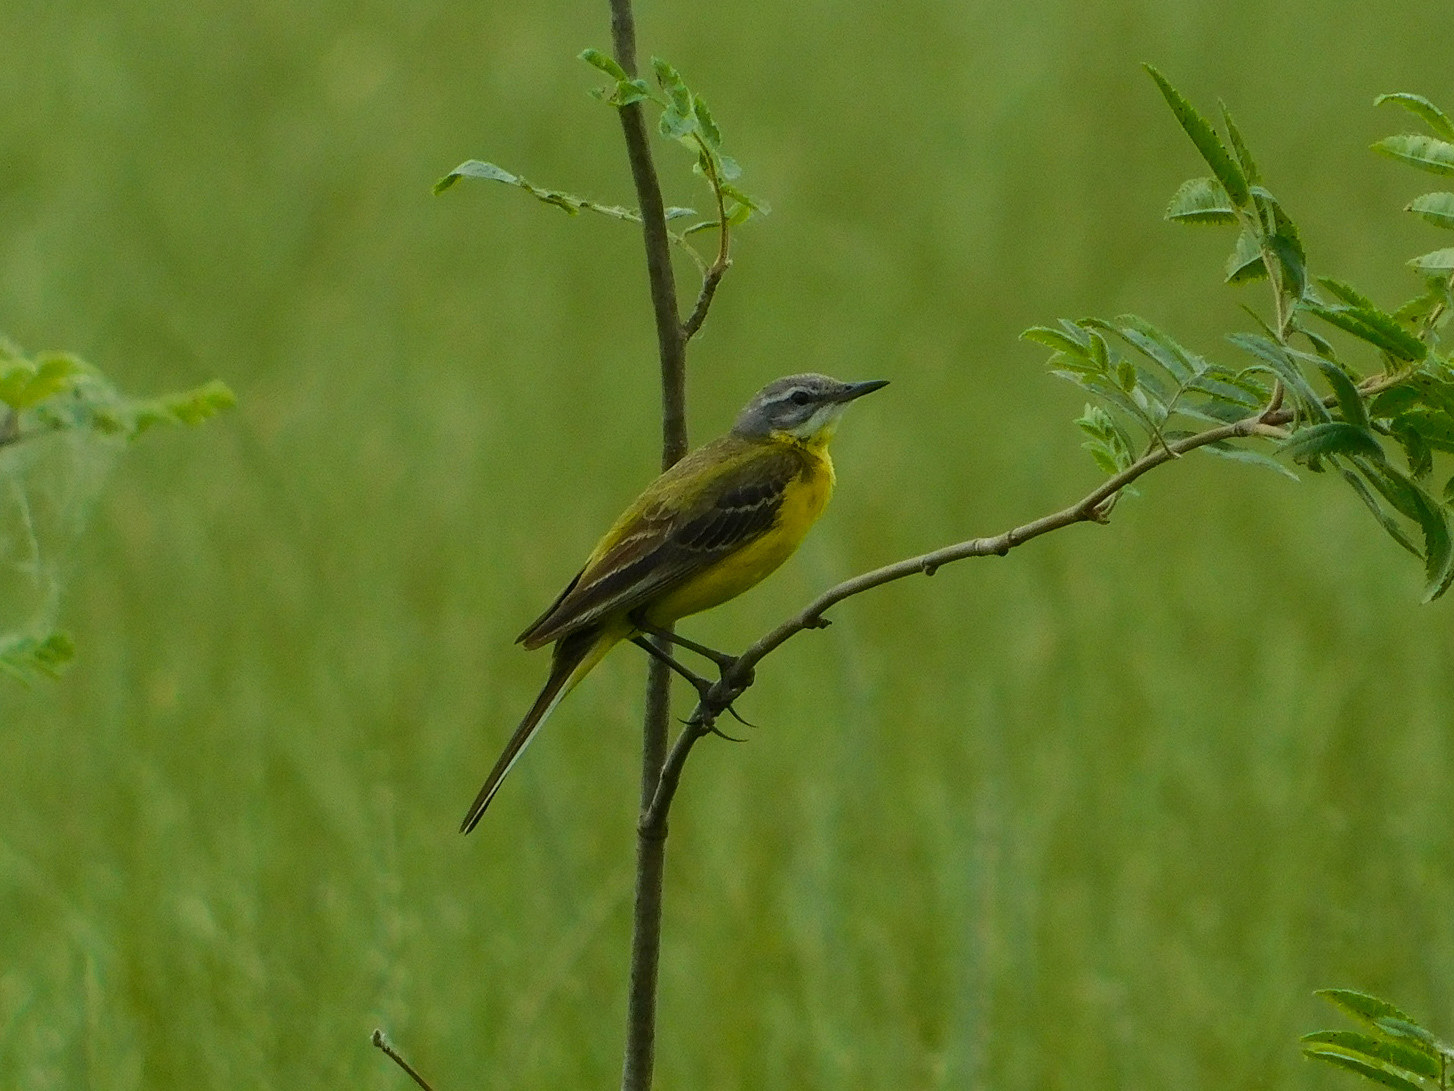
[731,373,889,444]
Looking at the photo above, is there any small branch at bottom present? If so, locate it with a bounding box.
[372,1029,437,1091]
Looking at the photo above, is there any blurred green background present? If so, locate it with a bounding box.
[2,0,1453,1087]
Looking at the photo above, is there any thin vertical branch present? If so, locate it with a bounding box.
[609,2,687,1090]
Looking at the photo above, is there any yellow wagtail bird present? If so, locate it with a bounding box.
[460,372,888,833]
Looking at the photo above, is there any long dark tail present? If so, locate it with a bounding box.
[460,627,606,833]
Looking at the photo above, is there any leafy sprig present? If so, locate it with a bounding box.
[1304,989,1454,1091]
[436,51,765,285]
[1026,76,1454,601]
[0,338,234,681]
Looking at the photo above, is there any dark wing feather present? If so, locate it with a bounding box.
[518,442,802,649]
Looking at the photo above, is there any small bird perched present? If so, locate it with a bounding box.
[460,372,888,832]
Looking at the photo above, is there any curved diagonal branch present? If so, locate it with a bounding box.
[641,409,1290,833]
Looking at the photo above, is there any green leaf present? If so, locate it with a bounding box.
[1165,177,1237,225]
[651,57,691,116]
[1023,326,1090,354]
[1226,229,1267,284]
[1202,441,1300,479]
[1144,66,1250,206]
[1113,316,1204,382]
[1392,420,1434,479]
[1268,202,1308,297]
[1374,1018,1444,1055]
[1397,409,1454,453]
[1227,333,1331,419]
[719,182,764,211]
[1373,134,1454,176]
[1320,278,1378,309]
[0,353,79,410]
[1301,1031,1441,1079]
[1443,472,1454,506]
[1221,104,1262,185]
[611,78,653,107]
[1409,247,1454,274]
[0,630,75,683]
[1075,404,1137,473]
[1303,1048,1423,1091]
[693,95,722,149]
[1279,422,1384,463]
[1407,191,1454,229]
[1376,92,1454,141]
[1305,303,1428,363]
[579,47,628,81]
[1356,458,1454,599]
[434,159,515,194]
[1314,359,1369,429]
[1340,466,1421,555]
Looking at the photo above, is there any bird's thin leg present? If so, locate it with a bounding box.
[631,617,737,671]
[630,636,712,699]
[630,634,758,734]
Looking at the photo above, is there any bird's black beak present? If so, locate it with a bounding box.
[838,379,889,402]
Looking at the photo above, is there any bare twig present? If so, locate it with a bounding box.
[681,142,732,342]
[371,1029,437,1091]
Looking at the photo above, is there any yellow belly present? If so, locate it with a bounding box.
[645,450,834,625]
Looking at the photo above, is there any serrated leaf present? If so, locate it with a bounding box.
[1023,326,1090,354]
[1144,66,1250,206]
[1397,409,1454,454]
[659,107,695,141]
[1221,104,1262,185]
[612,79,652,107]
[1114,317,1200,382]
[1226,229,1267,284]
[1305,303,1428,363]
[1392,421,1434,479]
[1355,457,1454,598]
[1409,247,1454,274]
[1165,177,1237,225]
[434,159,515,194]
[1116,358,1138,392]
[1320,277,1377,308]
[1374,1018,1444,1054]
[1304,1048,1423,1091]
[1302,1031,1441,1079]
[1227,333,1331,419]
[579,47,628,81]
[719,181,762,210]
[1376,92,1454,141]
[693,95,722,148]
[1314,359,1369,429]
[1280,422,1384,463]
[1407,192,1454,229]
[1268,203,1308,297]
[1340,466,1422,555]
[1373,134,1454,176]
[1202,441,1300,479]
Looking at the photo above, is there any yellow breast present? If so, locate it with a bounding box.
[646,445,835,624]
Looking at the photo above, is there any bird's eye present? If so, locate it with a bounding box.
[789,390,811,406]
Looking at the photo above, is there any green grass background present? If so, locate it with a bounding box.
[2,0,1453,1087]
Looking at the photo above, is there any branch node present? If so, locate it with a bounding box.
[803,614,832,630]
[921,559,940,576]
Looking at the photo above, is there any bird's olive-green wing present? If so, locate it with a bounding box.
[517,441,804,649]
